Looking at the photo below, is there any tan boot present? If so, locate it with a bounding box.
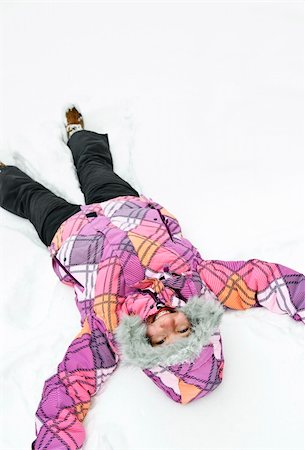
[65,106,84,140]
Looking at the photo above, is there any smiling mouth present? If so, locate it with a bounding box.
[145,306,176,325]
[152,307,175,323]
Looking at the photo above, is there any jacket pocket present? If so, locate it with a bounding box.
[52,254,85,290]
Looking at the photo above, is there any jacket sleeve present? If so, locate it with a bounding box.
[32,314,119,450]
[197,258,305,323]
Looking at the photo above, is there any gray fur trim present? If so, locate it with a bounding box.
[114,295,224,369]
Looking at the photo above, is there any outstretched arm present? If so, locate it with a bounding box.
[197,259,305,323]
[32,314,119,450]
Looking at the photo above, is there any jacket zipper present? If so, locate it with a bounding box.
[140,289,165,308]
[140,286,186,304]
[53,255,85,288]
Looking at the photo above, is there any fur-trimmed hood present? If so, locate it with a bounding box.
[115,294,224,369]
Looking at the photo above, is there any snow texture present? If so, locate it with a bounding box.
[0,2,304,450]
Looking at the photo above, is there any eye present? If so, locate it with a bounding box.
[178,327,190,334]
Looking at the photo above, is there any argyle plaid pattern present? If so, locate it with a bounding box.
[198,259,305,320]
[33,194,305,449]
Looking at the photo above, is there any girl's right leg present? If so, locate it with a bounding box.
[0,165,80,246]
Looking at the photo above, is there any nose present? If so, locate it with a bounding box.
[158,313,176,330]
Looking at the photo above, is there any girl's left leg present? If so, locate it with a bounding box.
[0,165,80,246]
[67,130,139,204]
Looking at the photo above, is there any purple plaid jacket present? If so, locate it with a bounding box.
[33,194,305,450]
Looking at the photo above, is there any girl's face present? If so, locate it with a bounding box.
[146,308,192,346]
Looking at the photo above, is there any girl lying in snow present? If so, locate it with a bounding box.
[0,107,304,450]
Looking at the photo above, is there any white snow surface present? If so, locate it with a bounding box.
[0,2,304,450]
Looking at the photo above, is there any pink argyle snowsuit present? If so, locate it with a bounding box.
[33,194,305,450]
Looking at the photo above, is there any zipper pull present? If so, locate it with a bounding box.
[156,302,166,309]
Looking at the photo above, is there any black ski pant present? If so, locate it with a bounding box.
[0,130,139,246]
